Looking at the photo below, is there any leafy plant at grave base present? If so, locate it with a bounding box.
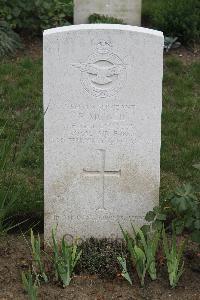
[0,21,22,58]
[164,37,181,52]
[30,229,48,283]
[88,13,124,24]
[119,224,160,286]
[117,255,132,285]
[0,0,73,35]
[143,206,167,233]
[144,184,200,244]
[21,270,38,300]
[162,225,186,288]
[52,227,82,287]
[169,184,200,242]
[142,0,200,44]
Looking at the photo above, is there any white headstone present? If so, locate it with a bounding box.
[44,24,163,240]
[74,0,142,26]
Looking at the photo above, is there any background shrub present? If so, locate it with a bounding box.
[0,21,21,58]
[0,0,73,35]
[143,0,200,44]
[89,13,124,24]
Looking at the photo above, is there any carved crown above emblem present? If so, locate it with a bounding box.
[96,40,112,54]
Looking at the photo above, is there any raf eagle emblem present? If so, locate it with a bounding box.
[72,40,127,98]
[73,63,125,85]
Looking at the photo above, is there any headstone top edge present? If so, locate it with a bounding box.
[43,24,163,38]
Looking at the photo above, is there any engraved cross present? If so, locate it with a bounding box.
[83,149,121,210]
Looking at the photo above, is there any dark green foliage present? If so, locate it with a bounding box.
[0,0,73,35]
[76,238,128,279]
[144,184,200,243]
[0,21,21,58]
[89,13,124,24]
[33,0,72,32]
[167,184,200,243]
[143,0,200,44]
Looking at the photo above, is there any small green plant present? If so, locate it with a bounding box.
[21,270,38,300]
[120,224,160,286]
[162,226,186,288]
[164,36,181,52]
[30,229,48,283]
[144,205,167,232]
[117,255,132,285]
[144,184,200,244]
[52,227,82,287]
[0,21,22,58]
[89,13,124,24]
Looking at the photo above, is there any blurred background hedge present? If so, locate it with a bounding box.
[0,0,73,34]
[143,0,200,44]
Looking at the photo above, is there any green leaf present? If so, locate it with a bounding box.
[171,196,188,212]
[193,163,200,170]
[157,213,167,221]
[141,224,150,235]
[185,216,195,228]
[117,256,132,285]
[162,226,170,259]
[145,211,155,222]
[191,230,200,243]
[134,245,145,262]
[173,219,184,234]
[194,220,200,230]
[152,220,163,231]
[12,7,20,17]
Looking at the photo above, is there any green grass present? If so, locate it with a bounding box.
[0,53,199,217]
[0,57,43,215]
[161,57,200,198]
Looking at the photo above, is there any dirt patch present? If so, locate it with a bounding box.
[14,36,42,60]
[164,45,200,65]
[0,234,199,300]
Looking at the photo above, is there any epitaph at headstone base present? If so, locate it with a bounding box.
[44,25,163,241]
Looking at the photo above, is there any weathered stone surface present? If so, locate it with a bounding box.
[44,24,163,240]
[74,0,142,26]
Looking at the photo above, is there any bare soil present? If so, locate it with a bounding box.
[0,234,199,300]
[166,45,200,65]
